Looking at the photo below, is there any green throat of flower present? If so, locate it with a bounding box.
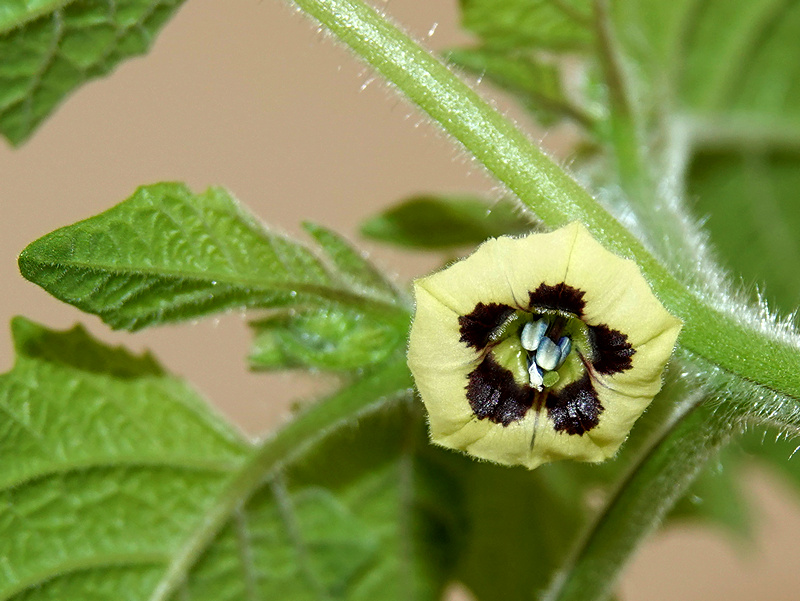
[489,309,590,393]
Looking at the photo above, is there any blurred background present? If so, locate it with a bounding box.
[1,1,799,598]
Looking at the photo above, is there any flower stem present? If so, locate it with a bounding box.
[544,400,740,601]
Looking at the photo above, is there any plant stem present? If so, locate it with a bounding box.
[543,397,740,601]
[284,0,800,411]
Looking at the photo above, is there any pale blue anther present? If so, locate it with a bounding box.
[528,362,544,390]
[535,337,561,371]
[521,318,548,352]
[556,336,572,369]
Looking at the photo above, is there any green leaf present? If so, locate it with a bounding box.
[19,183,405,331]
[360,195,533,250]
[247,223,408,372]
[688,149,800,314]
[249,306,406,371]
[0,0,186,146]
[453,459,588,601]
[1,317,456,599]
[453,0,800,169]
[268,404,465,601]
[607,0,800,132]
[0,317,248,598]
[176,406,458,601]
[676,0,800,120]
[458,0,592,52]
[302,221,401,303]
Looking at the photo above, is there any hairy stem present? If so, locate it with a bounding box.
[543,397,740,601]
[284,0,800,412]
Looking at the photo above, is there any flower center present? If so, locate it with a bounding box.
[521,316,572,390]
[489,309,590,392]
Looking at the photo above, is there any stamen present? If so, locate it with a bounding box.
[520,318,548,352]
[535,336,561,371]
[521,316,576,391]
[528,362,544,390]
[556,336,571,369]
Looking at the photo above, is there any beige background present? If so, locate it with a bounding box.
[1,1,799,598]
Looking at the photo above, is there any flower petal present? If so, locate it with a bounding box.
[408,222,682,470]
[408,283,481,437]
[415,237,520,313]
[564,224,681,347]
[490,226,576,308]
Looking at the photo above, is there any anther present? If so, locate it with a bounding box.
[535,337,561,371]
[528,362,544,390]
[521,318,548,352]
[556,336,571,369]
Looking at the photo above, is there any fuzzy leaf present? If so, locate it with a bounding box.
[266,403,465,601]
[19,183,404,331]
[360,195,533,250]
[0,317,248,598]
[458,0,592,52]
[0,317,455,600]
[452,459,587,601]
[608,0,800,129]
[675,0,800,120]
[302,221,401,303]
[0,0,186,146]
[249,306,406,371]
[455,0,800,143]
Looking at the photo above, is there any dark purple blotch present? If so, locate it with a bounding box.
[589,324,635,375]
[458,302,515,349]
[528,282,586,317]
[462,281,632,435]
[545,375,603,436]
[466,354,535,426]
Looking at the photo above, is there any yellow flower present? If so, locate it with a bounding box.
[408,222,682,470]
